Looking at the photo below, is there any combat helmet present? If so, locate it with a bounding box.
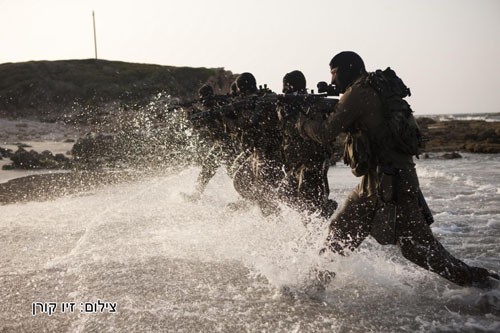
[282,70,307,93]
[236,72,257,95]
[329,51,366,93]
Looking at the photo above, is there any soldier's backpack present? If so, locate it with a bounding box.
[363,67,423,157]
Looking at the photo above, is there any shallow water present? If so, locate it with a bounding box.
[1,153,499,332]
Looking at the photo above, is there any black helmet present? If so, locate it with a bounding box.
[329,51,366,93]
[198,84,214,100]
[236,72,257,95]
[282,70,307,93]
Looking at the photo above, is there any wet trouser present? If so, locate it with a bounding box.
[196,145,221,193]
[280,160,336,219]
[196,143,238,193]
[326,168,490,287]
[232,151,283,216]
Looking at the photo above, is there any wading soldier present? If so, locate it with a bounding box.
[297,51,499,288]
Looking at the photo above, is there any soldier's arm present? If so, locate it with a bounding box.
[298,86,363,145]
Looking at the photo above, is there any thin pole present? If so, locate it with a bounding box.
[92,11,98,59]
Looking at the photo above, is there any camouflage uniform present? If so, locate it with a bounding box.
[299,74,494,287]
[230,93,284,215]
[189,94,239,196]
[277,100,335,218]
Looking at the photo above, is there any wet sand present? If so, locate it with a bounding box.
[0,171,142,205]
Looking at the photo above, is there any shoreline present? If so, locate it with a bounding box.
[0,169,144,205]
[1,115,499,204]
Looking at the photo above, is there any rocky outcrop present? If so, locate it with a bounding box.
[416,118,500,153]
[3,147,71,170]
[0,147,13,159]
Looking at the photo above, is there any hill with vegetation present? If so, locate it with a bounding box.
[0,59,235,121]
[0,59,498,159]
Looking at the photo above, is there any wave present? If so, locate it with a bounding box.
[420,112,500,122]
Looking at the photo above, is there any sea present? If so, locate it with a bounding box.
[420,112,500,123]
[1,151,499,332]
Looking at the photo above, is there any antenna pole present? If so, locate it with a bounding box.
[92,11,98,59]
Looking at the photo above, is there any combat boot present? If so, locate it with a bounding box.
[469,267,499,289]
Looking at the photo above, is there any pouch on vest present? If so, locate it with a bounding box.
[377,166,398,203]
[370,201,397,245]
[371,167,399,245]
[343,131,371,177]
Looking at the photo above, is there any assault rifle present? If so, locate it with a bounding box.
[190,91,339,123]
[189,94,267,123]
[272,92,339,114]
[200,93,234,106]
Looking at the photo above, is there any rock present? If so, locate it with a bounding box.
[464,143,500,154]
[0,146,13,158]
[441,152,462,159]
[8,147,71,169]
[416,117,437,128]
[10,148,43,169]
[419,119,500,154]
[14,142,32,148]
[71,132,120,168]
[41,150,54,158]
[54,153,69,163]
[477,129,497,142]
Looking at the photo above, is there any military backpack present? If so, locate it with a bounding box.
[364,67,423,157]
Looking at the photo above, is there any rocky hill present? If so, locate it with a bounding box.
[0,59,236,121]
[0,59,499,163]
[417,117,500,154]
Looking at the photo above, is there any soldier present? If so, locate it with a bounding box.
[277,70,337,219]
[297,51,499,288]
[183,84,238,201]
[229,72,284,216]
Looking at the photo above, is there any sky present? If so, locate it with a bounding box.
[1,0,499,115]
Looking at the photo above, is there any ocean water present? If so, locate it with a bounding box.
[1,153,499,332]
[421,112,500,122]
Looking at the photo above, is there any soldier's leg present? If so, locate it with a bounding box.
[232,155,280,216]
[254,158,282,216]
[292,162,335,218]
[325,191,376,254]
[196,146,221,193]
[299,167,325,210]
[396,193,491,287]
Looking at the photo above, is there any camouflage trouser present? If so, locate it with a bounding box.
[280,160,336,219]
[196,143,239,193]
[232,152,283,216]
[326,168,489,287]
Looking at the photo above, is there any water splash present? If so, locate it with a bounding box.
[1,154,500,331]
